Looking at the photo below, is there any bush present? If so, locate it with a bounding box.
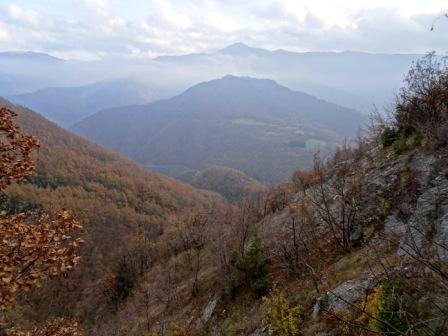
[391,134,409,155]
[0,193,41,214]
[357,280,415,335]
[264,288,301,336]
[381,127,399,148]
[374,280,415,335]
[108,246,151,309]
[393,52,448,149]
[171,323,188,336]
[228,234,270,298]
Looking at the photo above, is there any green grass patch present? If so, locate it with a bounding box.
[231,117,270,126]
[305,138,326,151]
[288,139,306,148]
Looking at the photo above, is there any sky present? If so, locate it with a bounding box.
[0,0,447,60]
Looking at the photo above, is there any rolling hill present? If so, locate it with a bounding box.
[181,165,267,202]
[8,79,154,127]
[0,97,221,328]
[73,75,364,184]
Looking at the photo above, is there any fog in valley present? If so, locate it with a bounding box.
[1,1,448,335]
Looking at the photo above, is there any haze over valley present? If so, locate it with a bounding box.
[0,44,420,183]
[1,1,448,335]
[73,75,363,183]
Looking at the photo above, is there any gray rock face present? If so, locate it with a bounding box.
[248,326,268,336]
[396,184,439,258]
[312,296,327,319]
[197,295,218,328]
[384,212,406,235]
[389,152,448,261]
[432,177,448,260]
[408,153,436,187]
[312,277,376,316]
[326,278,375,311]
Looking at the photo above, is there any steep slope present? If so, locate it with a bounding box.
[83,129,448,335]
[0,98,221,328]
[9,79,154,127]
[73,76,364,184]
[182,165,267,202]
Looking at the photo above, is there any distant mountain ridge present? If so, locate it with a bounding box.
[0,43,419,113]
[0,51,63,62]
[151,42,420,65]
[153,43,419,110]
[8,79,154,127]
[73,75,364,184]
[158,42,420,61]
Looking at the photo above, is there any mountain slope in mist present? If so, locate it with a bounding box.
[0,97,221,327]
[8,79,154,127]
[0,44,418,112]
[155,43,419,110]
[73,75,364,184]
[0,51,63,63]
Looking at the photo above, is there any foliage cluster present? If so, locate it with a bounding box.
[0,107,84,335]
[382,53,448,152]
[0,100,219,330]
[6,318,83,336]
[357,280,415,335]
[228,235,270,299]
[264,288,301,336]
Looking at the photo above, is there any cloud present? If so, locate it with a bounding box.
[4,4,43,27]
[0,22,10,41]
[82,0,109,13]
[0,0,446,59]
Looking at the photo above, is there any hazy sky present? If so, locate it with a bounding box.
[0,0,447,60]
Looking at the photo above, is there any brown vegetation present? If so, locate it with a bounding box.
[0,107,83,335]
[0,99,221,334]
[3,53,448,335]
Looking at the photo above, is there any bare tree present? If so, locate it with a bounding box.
[176,209,209,296]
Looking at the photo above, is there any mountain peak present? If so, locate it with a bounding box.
[222,42,250,50]
[182,75,287,97]
[219,42,265,55]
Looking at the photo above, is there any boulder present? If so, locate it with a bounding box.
[312,277,376,316]
[196,294,219,328]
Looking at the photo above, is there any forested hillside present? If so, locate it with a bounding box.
[73,76,364,184]
[2,55,448,336]
[70,53,448,336]
[0,0,446,333]
[181,165,267,202]
[0,98,222,333]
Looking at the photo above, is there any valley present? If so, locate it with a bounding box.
[72,75,363,184]
[0,4,447,334]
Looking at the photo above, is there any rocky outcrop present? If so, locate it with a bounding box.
[312,277,377,317]
[196,295,219,328]
[384,151,448,261]
[249,326,268,336]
